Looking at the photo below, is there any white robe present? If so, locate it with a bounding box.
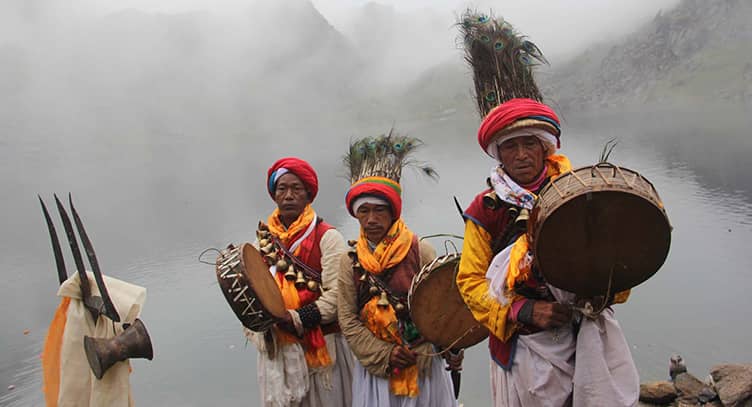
[486,250,639,407]
[251,331,355,407]
[352,354,457,407]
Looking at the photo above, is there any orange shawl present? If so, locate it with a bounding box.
[357,219,419,396]
[267,204,331,368]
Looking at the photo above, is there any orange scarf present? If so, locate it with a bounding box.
[506,154,571,291]
[267,205,331,368]
[357,218,418,396]
[356,218,414,275]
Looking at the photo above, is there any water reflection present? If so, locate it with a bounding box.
[1,110,750,405]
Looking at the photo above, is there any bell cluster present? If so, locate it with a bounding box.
[347,247,406,314]
[257,222,319,292]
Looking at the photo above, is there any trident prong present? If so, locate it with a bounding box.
[68,194,120,322]
[52,193,100,322]
[39,195,68,285]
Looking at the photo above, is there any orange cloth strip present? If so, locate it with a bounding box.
[41,296,71,407]
[361,297,419,397]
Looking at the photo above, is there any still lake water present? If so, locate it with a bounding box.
[1,109,750,406]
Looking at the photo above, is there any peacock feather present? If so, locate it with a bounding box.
[458,9,549,118]
[598,138,618,163]
[343,128,438,184]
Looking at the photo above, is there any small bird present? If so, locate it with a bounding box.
[669,354,687,381]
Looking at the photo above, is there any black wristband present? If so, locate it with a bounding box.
[297,303,322,329]
[517,299,535,325]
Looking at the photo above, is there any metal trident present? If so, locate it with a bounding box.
[39,194,120,323]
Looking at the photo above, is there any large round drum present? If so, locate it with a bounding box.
[531,163,671,297]
[216,243,286,331]
[408,253,488,349]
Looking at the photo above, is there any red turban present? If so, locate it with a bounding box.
[345,176,402,219]
[267,157,319,201]
[478,98,561,155]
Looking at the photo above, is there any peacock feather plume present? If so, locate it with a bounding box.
[598,138,618,163]
[344,128,438,184]
[458,9,549,118]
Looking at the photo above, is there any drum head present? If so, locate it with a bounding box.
[409,256,488,349]
[535,190,671,297]
[240,243,287,319]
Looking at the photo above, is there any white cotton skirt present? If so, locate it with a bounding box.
[352,355,457,407]
[304,332,356,407]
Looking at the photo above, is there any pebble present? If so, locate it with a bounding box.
[23,329,30,335]
[7,385,15,391]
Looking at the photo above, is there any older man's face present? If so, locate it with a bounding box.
[274,173,311,225]
[497,135,546,185]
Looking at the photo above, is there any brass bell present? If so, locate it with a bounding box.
[258,221,269,231]
[265,252,277,262]
[295,271,306,289]
[259,238,269,248]
[359,273,367,282]
[263,243,274,254]
[306,280,319,292]
[347,240,357,247]
[369,285,380,296]
[284,264,296,281]
[377,291,390,308]
[394,303,405,313]
[516,208,530,223]
[276,259,289,272]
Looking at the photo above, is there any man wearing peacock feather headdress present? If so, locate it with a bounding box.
[245,157,355,407]
[336,130,461,406]
[454,10,639,406]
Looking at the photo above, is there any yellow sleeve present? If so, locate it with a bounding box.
[456,220,519,341]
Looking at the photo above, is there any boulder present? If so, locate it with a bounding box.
[674,371,716,403]
[640,381,677,404]
[710,364,752,407]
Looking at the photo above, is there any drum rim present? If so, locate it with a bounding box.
[240,242,287,319]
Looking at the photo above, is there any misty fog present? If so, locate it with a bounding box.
[2,0,750,406]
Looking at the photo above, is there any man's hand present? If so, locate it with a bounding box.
[389,345,417,370]
[528,300,573,330]
[443,349,464,371]
[276,311,300,336]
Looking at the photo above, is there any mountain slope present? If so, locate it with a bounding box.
[543,0,752,111]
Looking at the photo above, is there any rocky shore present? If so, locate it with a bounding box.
[639,359,751,407]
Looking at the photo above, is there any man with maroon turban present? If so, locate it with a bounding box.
[456,99,639,406]
[246,157,354,407]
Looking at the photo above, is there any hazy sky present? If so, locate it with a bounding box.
[63,0,681,62]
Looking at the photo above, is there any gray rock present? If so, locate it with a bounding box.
[640,381,677,404]
[710,364,752,407]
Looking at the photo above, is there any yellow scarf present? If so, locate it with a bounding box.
[356,218,414,275]
[266,204,331,368]
[356,218,418,396]
[506,154,571,291]
[267,204,316,250]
